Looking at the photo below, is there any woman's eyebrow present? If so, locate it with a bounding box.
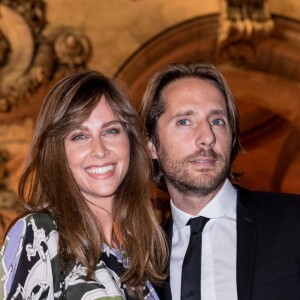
[101,120,123,128]
[73,120,122,131]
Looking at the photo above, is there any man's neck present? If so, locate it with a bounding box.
[168,184,224,216]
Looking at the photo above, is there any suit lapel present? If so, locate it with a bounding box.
[236,186,258,300]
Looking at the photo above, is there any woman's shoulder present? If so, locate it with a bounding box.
[25,211,56,230]
[27,212,57,232]
[0,213,60,299]
[2,212,59,260]
[1,213,59,270]
[3,212,57,243]
[21,212,57,227]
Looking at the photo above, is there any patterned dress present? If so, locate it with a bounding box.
[0,213,159,299]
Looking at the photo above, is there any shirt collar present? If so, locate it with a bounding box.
[171,178,237,229]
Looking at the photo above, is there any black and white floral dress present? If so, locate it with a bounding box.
[0,213,159,299]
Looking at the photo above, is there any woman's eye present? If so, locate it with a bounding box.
[211,119,225,126]
[71,133,87,141]
[176,119,190,126]
[104,128,120,135]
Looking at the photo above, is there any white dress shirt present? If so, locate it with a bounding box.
[170,179,238,300]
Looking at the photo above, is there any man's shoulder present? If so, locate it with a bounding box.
[236,185,300,209]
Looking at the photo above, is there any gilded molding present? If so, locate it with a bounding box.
[0,0,91,112]
[217,0,274,64]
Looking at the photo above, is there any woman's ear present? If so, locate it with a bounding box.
[148,139,158,159]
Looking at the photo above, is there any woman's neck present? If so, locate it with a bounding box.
[85,198,117,248]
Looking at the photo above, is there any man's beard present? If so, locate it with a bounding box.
[158,147,231,198]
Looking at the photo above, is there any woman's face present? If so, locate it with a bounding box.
[64,96,130,207]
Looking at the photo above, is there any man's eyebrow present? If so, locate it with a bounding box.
[209,109,228,117]
[170,109,228,120]
[170,110,195,120]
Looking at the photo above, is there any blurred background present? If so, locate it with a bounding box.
[0,0,299,230]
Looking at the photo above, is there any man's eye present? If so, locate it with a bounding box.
[176,119,190,126]
[104,128,120,135]
[211,119,225,126]
[71,133,87,141]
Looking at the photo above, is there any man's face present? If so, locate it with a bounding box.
[148,77,232,198]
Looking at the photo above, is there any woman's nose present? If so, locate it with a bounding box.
[90,139,110,159]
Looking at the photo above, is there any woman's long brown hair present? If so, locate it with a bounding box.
[18,70,168,297]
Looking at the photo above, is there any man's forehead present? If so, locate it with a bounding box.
[160,87,227,116]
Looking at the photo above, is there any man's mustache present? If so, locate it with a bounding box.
[186,148,222,161]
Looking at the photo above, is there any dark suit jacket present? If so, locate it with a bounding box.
[155,186,300,300]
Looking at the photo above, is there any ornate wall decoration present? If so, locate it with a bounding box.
[0,0,92,112]
[217,0,274,65]
[0,29,10,68]
[0,148,22,209]
[0,0,92,233]
[0,148,23,243]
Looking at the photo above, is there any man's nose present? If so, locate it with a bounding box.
[194,122,216,148]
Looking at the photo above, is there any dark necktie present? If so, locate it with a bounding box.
[181,216,210,300]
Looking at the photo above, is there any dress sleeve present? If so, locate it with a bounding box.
[0,214,61,299]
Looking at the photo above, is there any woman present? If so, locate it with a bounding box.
[0,71,168,299]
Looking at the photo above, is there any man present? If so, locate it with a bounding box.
[140,62,300,300]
